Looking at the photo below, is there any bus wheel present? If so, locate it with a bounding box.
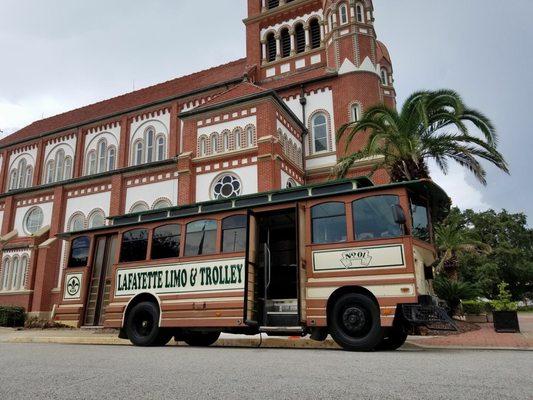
[125,301,163,346]
[375,325,408,351]
[328,293,383,351]
[183,331,221,347]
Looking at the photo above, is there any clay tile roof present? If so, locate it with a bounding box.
[1,58,248,148]
[190,81,269,111]
[376,40,392,65]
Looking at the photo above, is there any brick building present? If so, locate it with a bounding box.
[0,0,395,319]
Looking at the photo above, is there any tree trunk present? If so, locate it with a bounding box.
[444,257,460,282]
[390,158,430,182]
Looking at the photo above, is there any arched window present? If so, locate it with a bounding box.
[25,166,33,187]
[247,126,255,147]
[88,210,105,228]
[1,258,10,290]
[210,134,218,154]
[153,198,172,210]
[234,128,242,149]
[380,68,389,85]
[222,131,230,151]
[55,149,65,182]
[280,28,291,58]
[351,104,361,122]
[211,173,242,200]
[13,256,26,291]
[97,140,107,173]
[64,157,72,180]
[134,140,144,166]
[17,159,27,189]
[356,3,364,23]
[294,23,306,53]
[309,19,321,49]
[9,169,18,190]
[311,113,329,153]
[19,255,28,291]
[339,4,348,25]
[199,136,207,156]
[145,128,155,163]
[86,151,97,175]
[107,147,116,171]
[130,201,150,214]
[10,257,19,291]
[286,178,297,189]
[156,135,166,161]
[45,160,55,183]
[24,206,44,235]
[266,32,276,62]
[69,213,85,232]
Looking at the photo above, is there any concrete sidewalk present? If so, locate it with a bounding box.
[1,313,531,351]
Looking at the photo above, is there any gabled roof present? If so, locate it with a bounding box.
[0,58,248,148]
[178,81,307,131]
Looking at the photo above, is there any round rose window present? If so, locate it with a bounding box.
[212,174,241,200]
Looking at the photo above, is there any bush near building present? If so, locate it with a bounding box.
[0,306,26,327]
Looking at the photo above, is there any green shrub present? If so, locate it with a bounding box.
[491,282,518,312]
[517,305,533,312]
[434,276,480,316]
[462,300,486,315]
[0,306,26,327]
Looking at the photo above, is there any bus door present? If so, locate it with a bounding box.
[84,234,117,327]
[245,210,259,325]
[252,208,299,328]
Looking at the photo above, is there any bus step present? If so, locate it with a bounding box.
[259,326,304,337]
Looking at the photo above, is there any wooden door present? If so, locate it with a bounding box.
[84,235,117,326]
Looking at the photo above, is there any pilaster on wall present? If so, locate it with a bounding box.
[169,102,179,157]
[118,116,130,169]
[257,135,282,192]
[109,174,125,216]
[1,196,15,235]
[177,153,194,206]
[0,149,9,194]
[33,139,45,186]
[73,128,85,178]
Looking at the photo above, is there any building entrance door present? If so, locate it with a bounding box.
[84,235,117,326]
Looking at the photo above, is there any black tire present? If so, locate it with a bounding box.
[328,293,383,351]
[375,325,408,351]
[153,329,174,346]
[183,331,221,347]
[125,301,164,347]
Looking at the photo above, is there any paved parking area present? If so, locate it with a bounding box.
[0,342,531,400]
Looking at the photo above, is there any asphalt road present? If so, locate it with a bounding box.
[0,343,531,400]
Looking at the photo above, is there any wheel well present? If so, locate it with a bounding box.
[326,286,380,322]
[122,293,161,328]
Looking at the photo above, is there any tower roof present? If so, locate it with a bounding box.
[376,40,392,65]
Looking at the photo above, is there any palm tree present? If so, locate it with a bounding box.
[434,215,491,281]
[335,90,509,184]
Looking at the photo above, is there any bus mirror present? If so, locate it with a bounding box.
[392,205,407,225]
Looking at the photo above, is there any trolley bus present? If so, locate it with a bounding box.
[57,177,453,351]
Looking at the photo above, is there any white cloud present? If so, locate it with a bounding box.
[428,162,491,211]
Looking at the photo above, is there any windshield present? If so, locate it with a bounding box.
[410,195,431,242]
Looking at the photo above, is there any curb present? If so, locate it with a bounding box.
[1,335,531,351]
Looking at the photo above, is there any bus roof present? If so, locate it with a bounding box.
[57,177,450,239]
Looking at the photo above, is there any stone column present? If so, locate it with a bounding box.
[275,33,281,60]
[304,25,310,51]
[261,39,267,64]
[289,29,295,56]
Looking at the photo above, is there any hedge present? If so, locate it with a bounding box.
[0,306,26,327]
[461,300,486,315]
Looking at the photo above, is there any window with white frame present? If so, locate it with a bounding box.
[246,126,255,147]
[286,178,297,189]
[69,213,85,232]
[88,209,106,228]
[130,201,150,214]
[222,131,230,151]
[210,133,218,154]
[211,173,242,200]
[234,128,242,149]
[9,157,33,190]
[24,206,44,235]
[107,146,116,171]
[134,140,143,165]
[356,3,365,23]
[153,198,172,210]
[339,4,348,25]
[310,18,321,49]
[0,255,28,292]
[156,135,166,161]
[86,151,97,175]
[44,149,72,183]
[351,104,361,122]
[199,136,207,156]
[311,113,329,153]
[1,257,11,291]
[380,68,389,85]
[131,128,167,165]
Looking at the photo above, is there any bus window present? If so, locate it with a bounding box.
[69,236,90,267]
[353,195,403,240]
[151,224,181,260]
[184,220,217,256]
[311,202,347,244]
[411,196,430,241]
[120,229,148,262]
[222,215,247,253]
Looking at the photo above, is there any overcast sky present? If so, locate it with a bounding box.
[1,0,531,222]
